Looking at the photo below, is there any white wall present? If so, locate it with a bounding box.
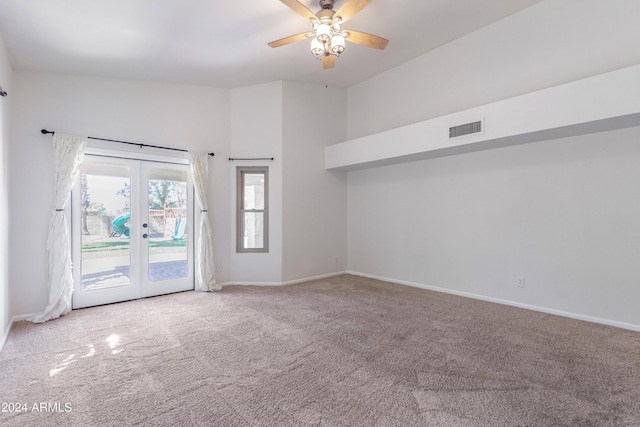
[282,82,347,282]
[227,81,348,285]
[348,127,640,327]
[344,0,640,329]
[229,81,283,284]
[0,33,12,346]
[10,71,231,316]
[347,0,640,139]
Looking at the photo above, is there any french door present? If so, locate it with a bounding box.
[72,155,194,309]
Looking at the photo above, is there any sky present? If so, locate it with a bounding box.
[86,175,129,215]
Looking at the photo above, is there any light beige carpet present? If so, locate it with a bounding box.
[1,274,639,426]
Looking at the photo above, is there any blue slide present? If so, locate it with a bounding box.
[111,212,130,237]
[173,217,187,240]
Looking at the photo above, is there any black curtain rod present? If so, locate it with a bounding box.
[229,157,274,161]
[41,129,214,157]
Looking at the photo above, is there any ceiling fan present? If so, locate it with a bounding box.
[268,0,389,69]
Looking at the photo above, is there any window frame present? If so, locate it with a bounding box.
[236,166,269,253]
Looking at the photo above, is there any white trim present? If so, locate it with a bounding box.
[219,281,282,287]
[281,271,346,286]
[0,321,9,353]
[347,271,640,332]
[11,312,40,322]
[217,271,347,288]
[85,143,189,165]
[0,312,42,353]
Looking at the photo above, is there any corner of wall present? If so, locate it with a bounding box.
[0,31,13,351]
[281,81,348,283]
[229,81,284,283]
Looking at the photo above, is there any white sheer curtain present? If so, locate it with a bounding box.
[30,133,86,323]
[188,151,221,291]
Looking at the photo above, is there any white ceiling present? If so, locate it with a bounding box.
[0,0,543,88]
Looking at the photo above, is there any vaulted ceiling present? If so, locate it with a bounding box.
[0,0,542,88]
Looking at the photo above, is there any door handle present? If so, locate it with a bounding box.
[142,233,148,238]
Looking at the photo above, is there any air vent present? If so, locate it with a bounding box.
[449,120,483,138]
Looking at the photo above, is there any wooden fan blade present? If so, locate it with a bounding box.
[345,30,388,50]
[322,55,335,69]
[334,0,372,23]
[268,32,309,48]
[280,0,317,20]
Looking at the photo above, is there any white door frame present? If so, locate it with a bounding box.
[71,154,194,309]
[139,160,194,298]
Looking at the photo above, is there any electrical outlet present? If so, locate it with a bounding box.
[517,276,525,288]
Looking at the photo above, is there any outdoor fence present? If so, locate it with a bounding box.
[85,209,187,238]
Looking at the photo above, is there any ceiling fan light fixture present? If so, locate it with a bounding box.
[310,38,325,58]
[316,23,331,43]
[269,0,388,69]
[331,35,345,55]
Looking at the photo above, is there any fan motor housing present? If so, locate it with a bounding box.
[316,9,336,21]
[319,0,335,10]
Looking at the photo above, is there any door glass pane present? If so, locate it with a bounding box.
[243,173,264,210]
[81,163,131,290]
[148,167,188,282]
[243,212,264,249]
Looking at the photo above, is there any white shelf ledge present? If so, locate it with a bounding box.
[326,64,640,171]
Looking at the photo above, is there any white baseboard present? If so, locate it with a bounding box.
[0,312,41,353]
[0,321,9,353]
[347,271,640,332]
[217,271,347,288]
[217,281,281,287]
[282,271,347,286]
[12,312,40,322]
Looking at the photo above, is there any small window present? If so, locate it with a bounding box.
[237,167,268,253]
